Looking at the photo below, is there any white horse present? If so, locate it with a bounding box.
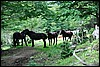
[92,28,99,39]
[92,25,99,39]
[71,30,79,35]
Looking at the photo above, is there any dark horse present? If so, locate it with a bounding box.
[23,29,47,48]
[46,31,59,46]
[13,29,28,47]
[60,30,73,41]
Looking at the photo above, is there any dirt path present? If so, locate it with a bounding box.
[1,46,43,66]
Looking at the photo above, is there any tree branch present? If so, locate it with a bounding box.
[73,48,99,66]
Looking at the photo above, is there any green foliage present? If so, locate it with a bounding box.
[1,1,99,32]
[55,1,99,30]
[1,30,13,47]
[60,41,73,59]
[89,28,95,34]
[81,37,88,44]
[52,39,99,66]
[1,1,54,31]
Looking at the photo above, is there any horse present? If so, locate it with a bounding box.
[23,29,47,48]
[46,31,59,46]
[60,30,73,41]
[92,27,99,39]
[13,29,28,47]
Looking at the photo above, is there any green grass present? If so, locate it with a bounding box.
[1,46,11,50]
[51,39,99,66]
[51,56,76,66]
[1,37,99,66]
[26,44,62,66]
[26,60,41,66]
[26,38,63,66]
[76,39,99,49]
[24,38,99,66]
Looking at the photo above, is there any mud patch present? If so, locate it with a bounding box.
[1,46,41,66]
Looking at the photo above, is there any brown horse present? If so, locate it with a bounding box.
[23,29,47,48]
[13,29,28,47]
[46,31,59,46]
[60,30,73,41]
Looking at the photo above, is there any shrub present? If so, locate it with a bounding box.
[60,41,73,59]
[89,28,95,34]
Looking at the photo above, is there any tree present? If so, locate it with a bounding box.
[55,1,99,30]
[1,1,99,31]
[1,1,55,31]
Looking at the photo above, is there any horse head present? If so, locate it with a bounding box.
[60,30,65,35]
[21,29,30,35]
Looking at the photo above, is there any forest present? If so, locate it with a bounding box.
[1,1,99,66]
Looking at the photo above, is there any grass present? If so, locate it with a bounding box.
[76,39,99,49]
[27,38,99,66]
[26,38,63,66]
[75,50,99,66]
[26,60,41,66]
[1,46,11,50]
[1,37,99,66]
[72,39,99,66]
[51,56,78,66]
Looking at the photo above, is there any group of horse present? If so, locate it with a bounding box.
[13,29,73,48]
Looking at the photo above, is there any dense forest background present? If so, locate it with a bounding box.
[1,1,99,45]
[1,1,99,31]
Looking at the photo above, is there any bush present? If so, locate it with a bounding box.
[1,30,13,47]
[60,41,73,59]
[80,36,89,44]
[89,28,95,34]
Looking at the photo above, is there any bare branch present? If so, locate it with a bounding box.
[73,48,99,66]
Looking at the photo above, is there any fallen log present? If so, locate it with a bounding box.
[73,48,99,66]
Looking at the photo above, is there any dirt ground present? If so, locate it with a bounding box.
[1,46,45,66]
[1,43,99,66]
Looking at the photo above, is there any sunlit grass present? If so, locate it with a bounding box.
[76,39,99,49]
[1,46,11,50]
[26,38,63,48]
[1,38,63,50]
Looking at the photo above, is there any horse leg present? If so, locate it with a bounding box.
[13,38,16,47]
[53,38,55,45]
[65,37,66,41]
[14,39,17,47]
[21,39,23,46]
[69,36,72,41]
[32,39,34,47]
[16,39,19,46]
[56,37,57,45]
[18,39,20,46]
[70,37,71,41]
[63,36,64,41]
[43,39,46,48]
[24,38,27,46]
[48,39,50,46]
[51,39,52,45]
